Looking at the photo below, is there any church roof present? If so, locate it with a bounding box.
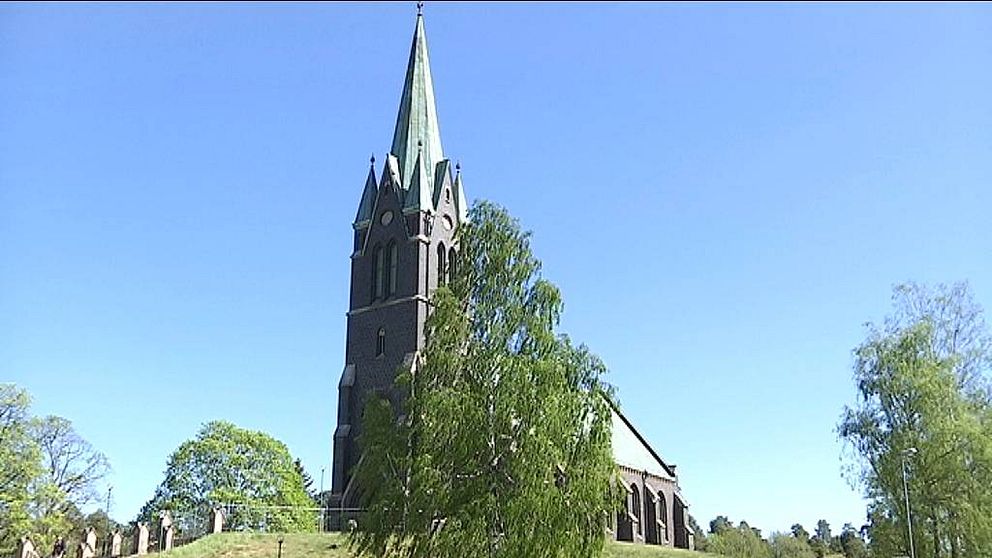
[354,157,378,225]
[404,146,433,214]
[390,11,444,206]
[609,400,677,481]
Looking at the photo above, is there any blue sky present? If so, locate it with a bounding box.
[2,2,990,536]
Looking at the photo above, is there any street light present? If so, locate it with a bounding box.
[901,447,918,558]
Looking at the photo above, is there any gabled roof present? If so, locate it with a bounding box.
[390,11,444,201]
[354,158,378,226]
[609,399,677,480]
[404,147,433,214]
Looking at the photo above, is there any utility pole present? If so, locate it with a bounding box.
[105,485,113,556]
[902,448,917,558]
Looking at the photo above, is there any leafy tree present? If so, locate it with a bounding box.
[790,524,810,543]
[138,420,315,533]
[838,523,867,558]
[31,415,110,515]
[707,523,771,558]
[711,515,733,534]
[813,519,831,546]
[808,536,828,558]
[350,201,620,558]
[0,385,111,556]
[839,282,992,557]
[293,458,318,504]
[741,520,763,541]
[769,532,814,558]
[0,384,41,557]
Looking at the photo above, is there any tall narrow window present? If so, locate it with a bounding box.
[437,242,446,286]
[631,484,642,535]
[376,328,385,357]
[372,244,384,302]
[387,241,398,296]
[448,247,457,284]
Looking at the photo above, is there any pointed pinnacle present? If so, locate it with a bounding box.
[370,153,376,166]
[455,161,461,173]
[417,1,424,16]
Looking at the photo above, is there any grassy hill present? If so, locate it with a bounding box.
[162,532,724,558]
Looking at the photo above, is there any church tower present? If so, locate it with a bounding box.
[331,9,469,507]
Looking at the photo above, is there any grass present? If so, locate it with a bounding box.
[160,532,725,558]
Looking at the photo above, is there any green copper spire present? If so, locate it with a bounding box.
[390,10,443,204]
[404,142,433,214]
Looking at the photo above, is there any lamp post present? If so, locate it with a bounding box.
[901,447,918,558]
[319,468,325,533]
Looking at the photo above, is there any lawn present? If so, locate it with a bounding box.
[161,532,725,558]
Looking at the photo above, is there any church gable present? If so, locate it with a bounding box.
[611,404,675,480]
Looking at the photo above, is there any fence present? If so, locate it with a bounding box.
[13,505,368,558]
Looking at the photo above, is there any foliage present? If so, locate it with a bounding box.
[837,524,866,558]
[706,522,770,558]
[0,384,41,557]
[293,458,319,504]
[768,532,814,558]
[710,516,732,535]
[0,384,112,556]
[138,420,315,533]
[350,201,620,558]
[839,282,992,557]
[813,520,831,546]
[688,514,708,551]
[31,415,110,514]
[789,525,809,544]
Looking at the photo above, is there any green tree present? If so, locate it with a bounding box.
[790,524,810,543]
[813,519,831,544]
[31,415,110,515]
[1,385,111,556]
[838,523,867,558]
[350,201,620,558]
[711,515,733,535]
[769,532,814,558]
[707,523,771,558]
[293,458,318,504]
[138,420,315,533]
[0,384,41,557]
[839,283,992,557]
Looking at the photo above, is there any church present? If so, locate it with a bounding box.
[330,8,693,550]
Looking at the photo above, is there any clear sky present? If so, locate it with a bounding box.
[2,2,990,537]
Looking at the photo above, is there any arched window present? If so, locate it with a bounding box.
[448,247,457,284]
[631,484,642,536]
[658,493,668,542]
[371,244,384,302]
[387,241,398,296]
[376,328,385,357]
[437,242,446,286]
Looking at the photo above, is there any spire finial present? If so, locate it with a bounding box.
[417,139,423,152]
[417,1,424,16]
[370,153,375,167]
[455,161,461,173]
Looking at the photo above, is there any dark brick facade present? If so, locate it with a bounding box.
[331,156,461,505]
